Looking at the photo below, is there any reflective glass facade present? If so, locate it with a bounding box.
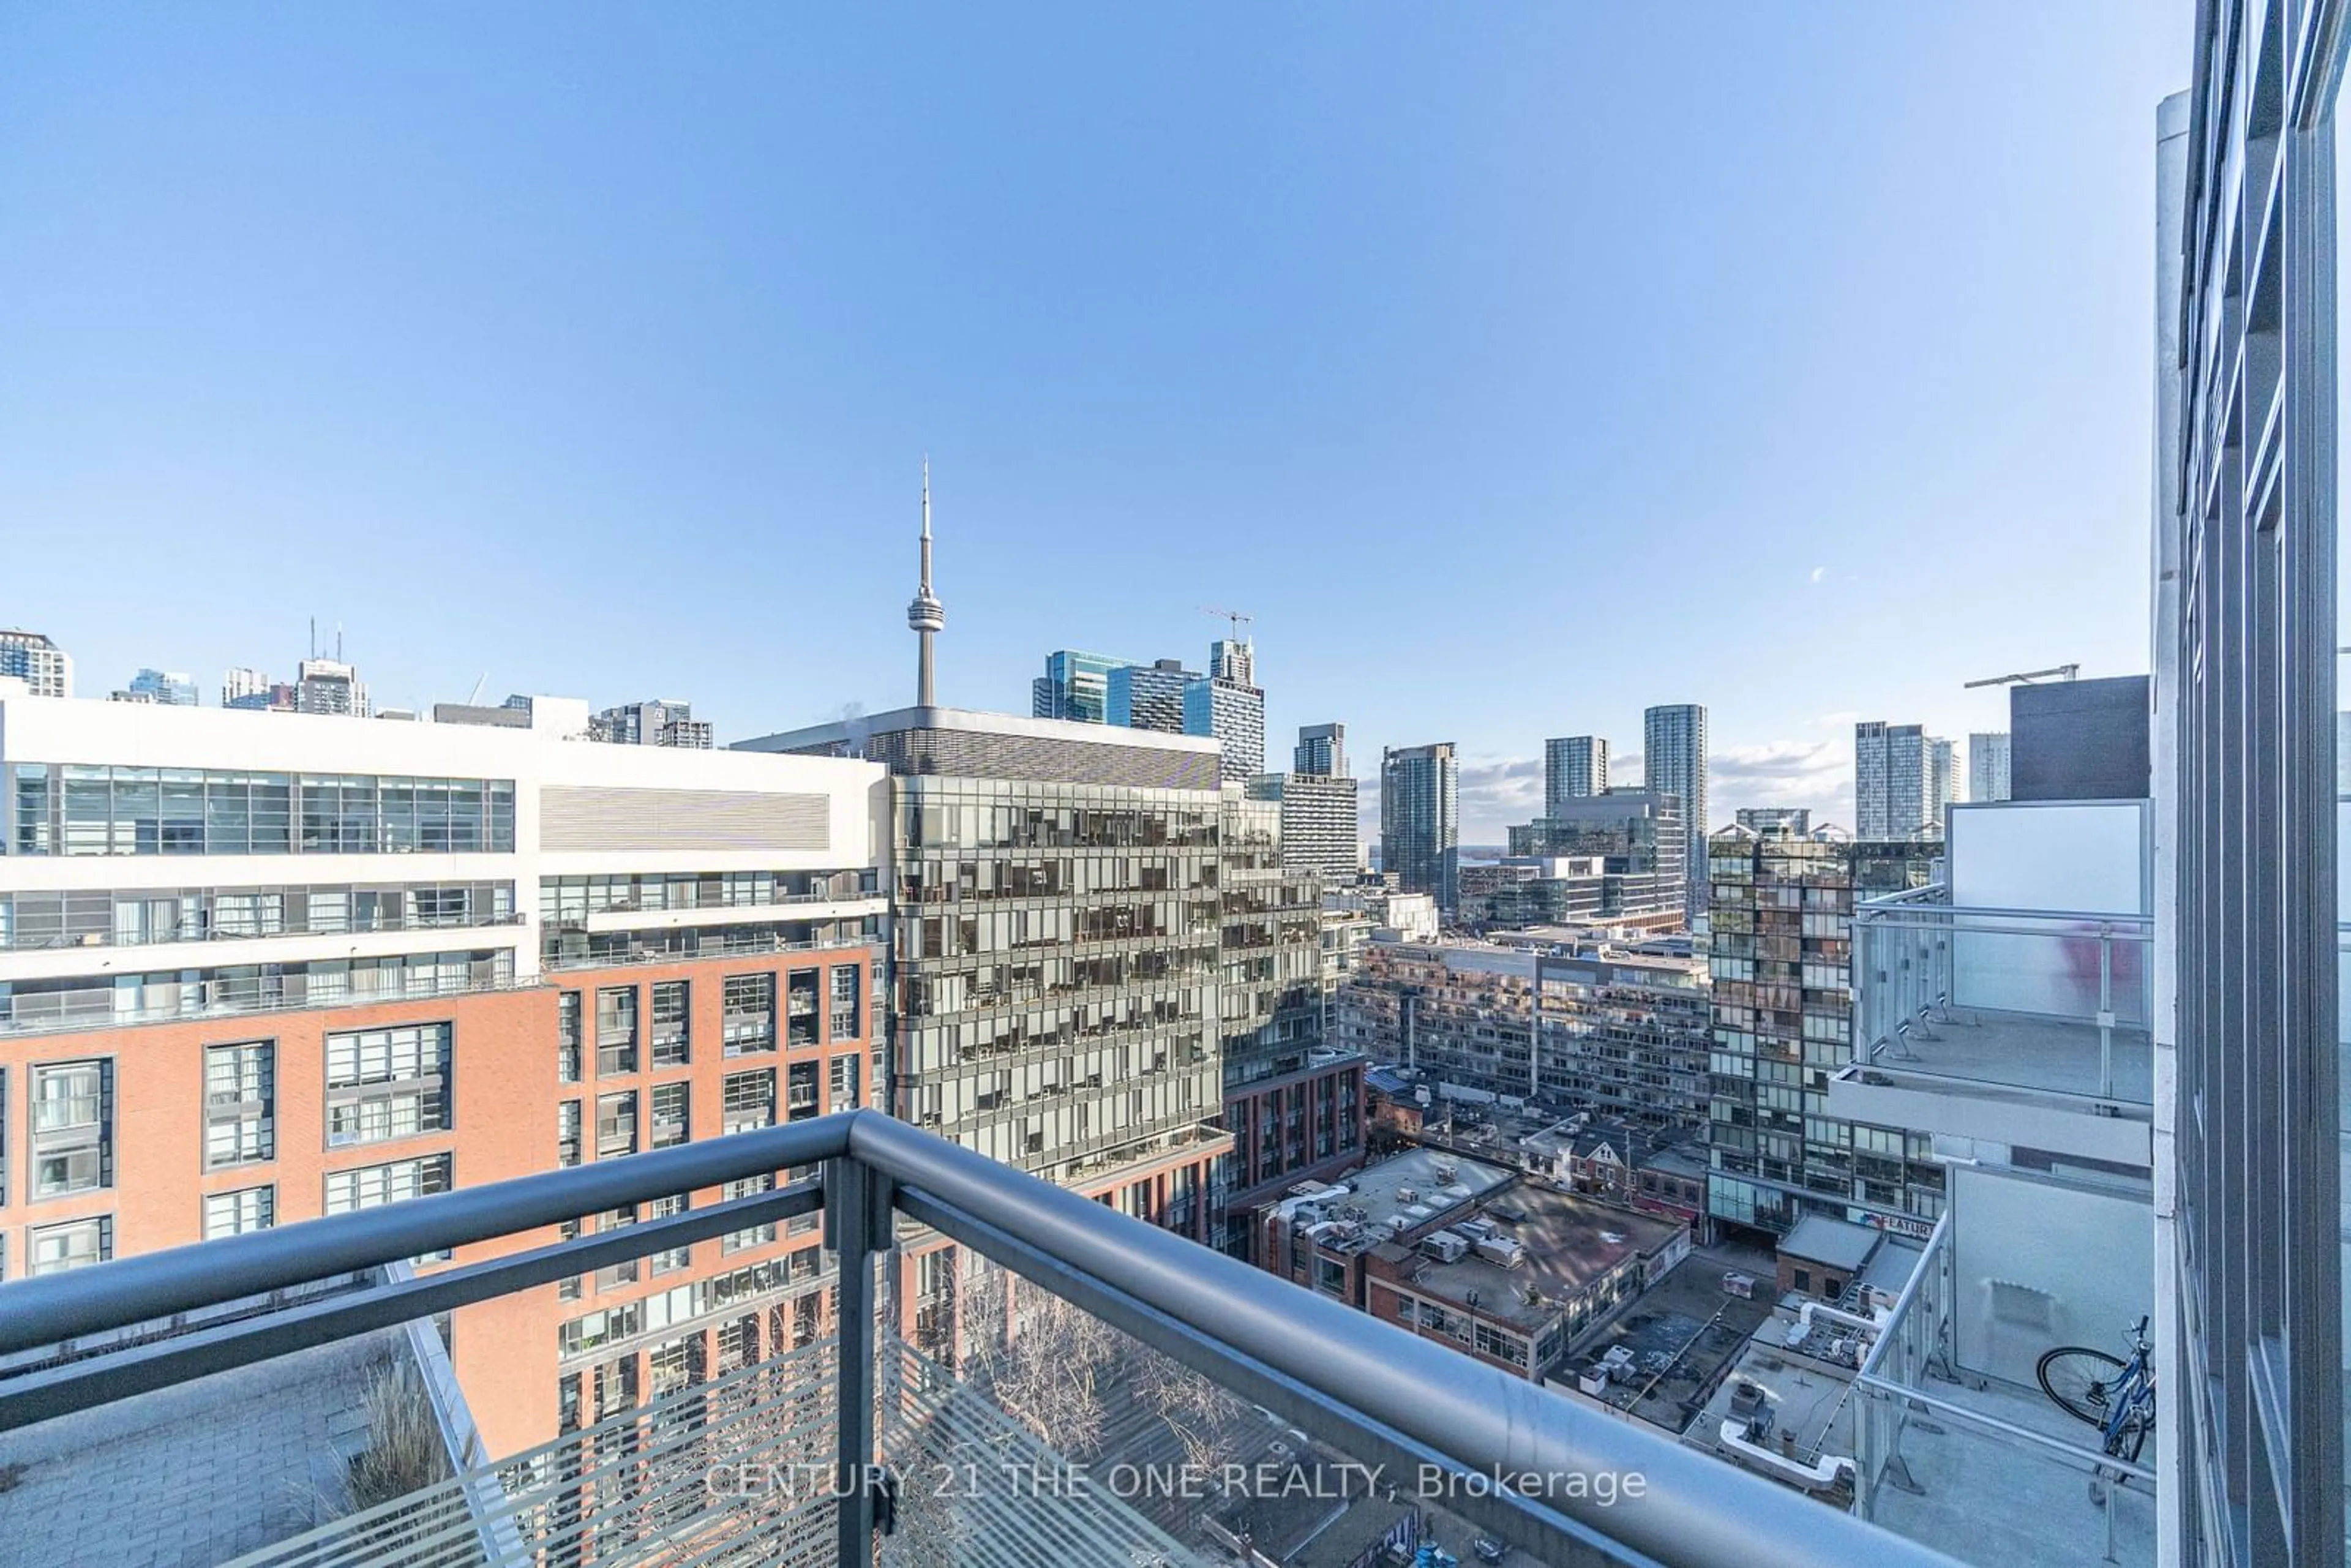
[891,775,1223,1183]
[1704,831,1941,1237]
[1379,742,1458,912]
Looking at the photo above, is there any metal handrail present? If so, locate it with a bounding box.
[0,971,528,1041]
[1856,888,2153,926]
[0,1111,1960,1568]
[0,912,532,953]
[542,932,882,972]
[1856,912,2154,941]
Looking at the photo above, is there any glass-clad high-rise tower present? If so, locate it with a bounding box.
[1380,741,1458,913]
[1643,704,1707,915]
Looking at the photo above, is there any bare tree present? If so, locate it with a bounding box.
[1128,1346,1255,1472]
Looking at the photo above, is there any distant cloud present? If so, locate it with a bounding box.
[1709,738,1853,829]
[1809,565,1827,583]
[1809,710,1861,729]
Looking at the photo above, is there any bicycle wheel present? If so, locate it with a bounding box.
[2038,1346,2128,1427]
[2109,1411,2150,1463]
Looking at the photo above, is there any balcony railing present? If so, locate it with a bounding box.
[1854,1215,2154,1566]
[0,1112,1957,1568]
[1853,887,2153,1105]
[545,931,882,973]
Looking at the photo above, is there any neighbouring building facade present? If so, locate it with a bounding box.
[1966,731,2012,804]
[126,669,198,707]
[1642,703,1708,916]
[1543,735,1608,814]
[1734,807,1810,835]
[1246,769,1357,882]
[1213,791,1360,1255]
[0,686,888,1460]
[1184,639,1267,786]
[1380,743,1460,914]
[593,699,714,750]
[0,631,71,700]
[1503,790,1687,925]
[1104,659,1196,735]
[1337,937,1709,1130]
[1703,827,1941,1239]
[1853,721,1930,841]
[1030,650,1134,725]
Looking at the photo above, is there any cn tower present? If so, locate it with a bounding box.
[906,459,946,707]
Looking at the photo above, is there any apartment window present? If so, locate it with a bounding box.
[721,1175,776,1252]
[325,1152,452,1215]
[828,964,860,1042]
[203,1185,275,1239]
[558,991,582,1084]
[594,1206,639,1291]
[650,981,689,1067]
[9,766,515,857]
[202,1041,274,1169]
[595,986,637,1076]
[29,1216,110,1275]
[591,1354,638,1422]
[30,1059,111,1198]
[558,1100,582,1168]
[722,1070,774,1135]
[648,1334,706,1399]
[325,1022,452,1147]
[829,1054,860,1114]
[787,1060,820,1121]
[557,1218,583,1300]
[596,1092,638,1160]
[557,1372,582,1433]
[721,973,774,1055]
[786,967,820,1047]
[715,1313,760,1373]
[649,1193,692,1274]
[651,1082,689,1149]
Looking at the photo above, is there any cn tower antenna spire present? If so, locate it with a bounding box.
[907,457,947,706]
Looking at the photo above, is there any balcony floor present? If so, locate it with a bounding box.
[1869,1373,2156,1568]
[1873,1010,2152,1105]
[0,1331,402,1568]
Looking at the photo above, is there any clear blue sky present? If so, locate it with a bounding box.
[0,5,2189,841]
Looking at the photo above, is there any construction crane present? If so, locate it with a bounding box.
[1199,605,1253,642]
[1963,664,2080,689]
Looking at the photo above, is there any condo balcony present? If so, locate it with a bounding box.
[1828,800,2154,1169]
[1853,1205,2155,1567]
[0,1112,1957,1568]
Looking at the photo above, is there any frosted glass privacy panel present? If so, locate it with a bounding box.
[1947,1163,2152,1389]
[1946,801,2150,916]
[1945,801,2150,1021]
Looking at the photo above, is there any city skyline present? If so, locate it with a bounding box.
[0,6,2185,842]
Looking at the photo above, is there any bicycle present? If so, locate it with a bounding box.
[2036,1315,2156,1462]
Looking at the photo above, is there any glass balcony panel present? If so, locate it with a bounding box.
[1854,898,2153,1105]
[1854,1187,2155,1567]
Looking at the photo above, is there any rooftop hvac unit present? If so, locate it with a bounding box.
[1454,1217,1498,1243]
[1475,1237,1528,1269]
[1421,1231,1469,1264]
[1396,1187,1419,1203]
[1431,1160,1458,1182]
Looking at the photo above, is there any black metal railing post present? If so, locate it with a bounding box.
[824,1151,893,1567]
